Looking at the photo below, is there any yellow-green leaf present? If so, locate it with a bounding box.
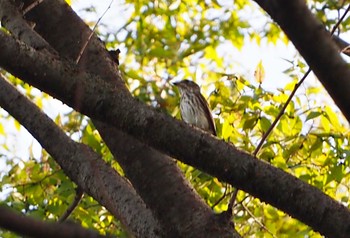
[254,60,265,84]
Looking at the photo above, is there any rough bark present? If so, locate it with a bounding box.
[0,0,55,53]
[1,0,239,237]
[0,206,103,238]
[0,74,162,237]
[0,28,349,237]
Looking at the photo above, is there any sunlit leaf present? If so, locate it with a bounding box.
[259,116,271,133]
[242,115,258,130]
[320,114,331,132]
[254,60,265,84]
[306,111,322,121]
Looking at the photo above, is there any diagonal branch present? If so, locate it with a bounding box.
[0,0,55,54]
[0,30,349,238]
[7,1,239,236]
[0,206,103,238]
[0,73,162,237]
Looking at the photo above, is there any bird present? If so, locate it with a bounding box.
[174,79,216,136]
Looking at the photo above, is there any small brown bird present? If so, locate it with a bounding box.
[174,80,216,136]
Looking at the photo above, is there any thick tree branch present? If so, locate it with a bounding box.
[0,31,349,238]
[0,0,55,54]
[0,205,103,238]
[96,124,238,237]
[253,0,350,124]
[0,74,162,238]
[14,1,240,237]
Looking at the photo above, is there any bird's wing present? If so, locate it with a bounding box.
[198,94,216,136]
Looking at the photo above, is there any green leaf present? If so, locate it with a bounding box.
[242,116,258,130]
[324,106,343,131]
[149,48,175,58]
[306,111,322,121]
[326,165,345,184]
[320,115,331,132]
[259,116,271,133]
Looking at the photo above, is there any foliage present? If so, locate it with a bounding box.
[1,0,350,237]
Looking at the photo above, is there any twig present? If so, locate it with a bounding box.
[227,188,238,214]
[211,183,229,209]
[253,68,311,156]
[330,4,350,35]
[253,3,350,157]
[58,187,84,223]
[242,202,277,238]
[22,0,44,15]
[75,0,114,64]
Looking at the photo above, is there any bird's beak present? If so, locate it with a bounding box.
[173,81,180,86]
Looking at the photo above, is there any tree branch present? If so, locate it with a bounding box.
[7,0,239,236]
[0,30,349,237]
[0,0,55,54]
[0,73,162,237]
[0,205,104,238]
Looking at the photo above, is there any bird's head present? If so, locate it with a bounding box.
[174,79,201,94]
